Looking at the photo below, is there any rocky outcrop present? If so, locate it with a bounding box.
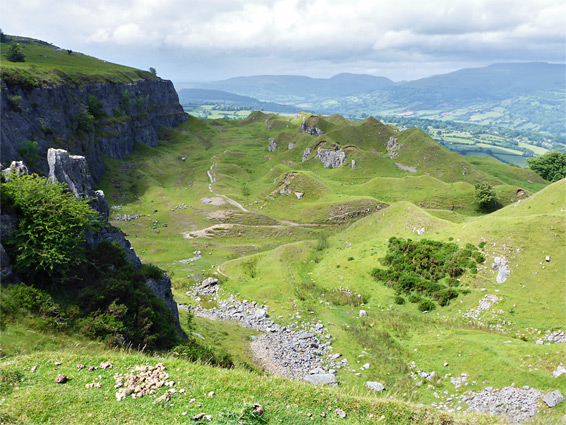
[1,78,188,181]
[302,148,311,162]
[492,257,510,283]
[267,138,277,152]
[386,137,400,159]
[318,148,346,168]
[146,274,183,336]
[1,161,29,178]
[47,149,109,220]
[301,122,324,136]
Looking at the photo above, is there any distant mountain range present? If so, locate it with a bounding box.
[175,63,565,136]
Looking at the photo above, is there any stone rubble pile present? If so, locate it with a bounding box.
[114,363,175,401]
[543,330,566,344]
[185,280,343,382]
[464,294,501,320]
[462,386,543,422]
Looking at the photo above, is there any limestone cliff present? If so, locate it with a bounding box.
[1,78,188,181]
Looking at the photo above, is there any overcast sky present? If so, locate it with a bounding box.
[4,0,565,82]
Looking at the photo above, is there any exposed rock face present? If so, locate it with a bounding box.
[47,149,109,221]
[301,122,324,136]
[1,78,188,181]
[85,226,142,269]
[267,138,277,152]
[288,142,295,150]
[0,243,15,282]
[386,137,400,159]
[492,257,510,283]
[318,148,346,168]
[302,148,311,162]
[146,274,183,336]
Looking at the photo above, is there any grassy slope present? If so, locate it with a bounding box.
[0,35,155,87]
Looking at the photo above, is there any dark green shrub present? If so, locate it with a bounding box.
[6,44,24,62]
[6,96,22,112]
[418,299,436,312]
[372,237,481,310]
[347,256,354,261]
[394,295,406,305]
[478,241,486,249]
[140,264,163,280]
[87,95,105,119]
[17,140,39,166]
[408,293,421,303]
[473,182,499,212]
[73,110,95,134]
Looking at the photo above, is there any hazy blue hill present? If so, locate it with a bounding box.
[177,88,301,113]
[189,73,395,101]
[387,62,565,106]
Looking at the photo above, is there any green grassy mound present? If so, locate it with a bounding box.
[0,35,155,88]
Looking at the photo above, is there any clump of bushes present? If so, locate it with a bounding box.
[1,173,100,281]
[372,237,481,310]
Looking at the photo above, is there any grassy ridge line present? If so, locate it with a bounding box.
[0,348,498,424]
[0,35,156,87]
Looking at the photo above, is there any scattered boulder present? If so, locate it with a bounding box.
[55,374,68,384]
[288,143,295,150]
[302,148,311,162]
[295,192,304,200]
[155,392,171,403]
[304,374,338,386]
[545,256,551,262]
[351,160,356,169]
[553,366,566,378]
[543,390,564,408]
[254,309,268,320]
[334,408,346,418]
[318,148,346,168]
[359,310,367,317]
[366,382,385,391]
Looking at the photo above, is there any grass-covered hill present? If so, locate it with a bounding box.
[49,111,562,422]
[0,34,156,88]
[2,96,564,423]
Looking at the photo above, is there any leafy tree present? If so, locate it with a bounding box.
[526,151,566,182]
[6,44,25,62]
[149,67,157,76]
[1,173,100,280]
[473,182,499,212]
